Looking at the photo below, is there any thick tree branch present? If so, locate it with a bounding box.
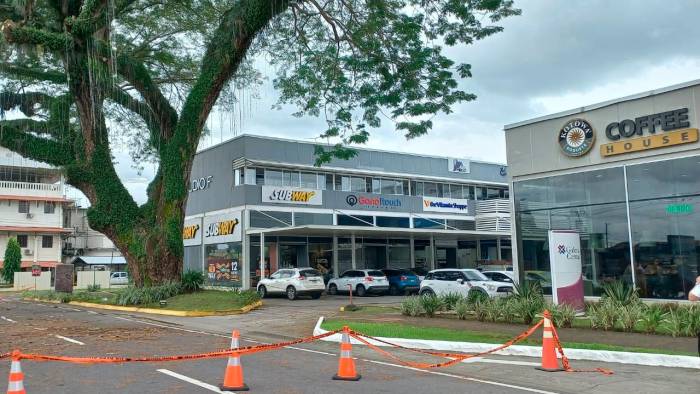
[0,63,67,84]
[1,20,73,51]
[0,122,74,167]
[0,91,54,117]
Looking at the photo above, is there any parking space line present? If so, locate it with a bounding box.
[1,316,17,323]
[55,335,85,345]
[157,369,235,393]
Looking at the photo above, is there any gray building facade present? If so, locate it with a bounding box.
[184,135,512,290]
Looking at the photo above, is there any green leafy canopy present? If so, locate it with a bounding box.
[0,0,519,285]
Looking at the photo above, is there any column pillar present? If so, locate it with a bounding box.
[409,236,415,268]
[351,234,356,269]
[260,232,265,279]
[429,234,435,270]
[497,237,502,261]
[333,235,339,278]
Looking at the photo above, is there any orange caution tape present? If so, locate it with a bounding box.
[550,324,614,375]
[348,320,544,369]
[0,352,10,360]
[12,329,340,364]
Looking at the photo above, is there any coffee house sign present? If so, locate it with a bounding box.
[600,108,698,157]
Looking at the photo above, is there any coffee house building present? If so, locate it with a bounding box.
[506,79,700,300]
[183,134,512,289]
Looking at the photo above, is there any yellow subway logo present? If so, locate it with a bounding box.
[182,224,200,240]
[205,218,240,237]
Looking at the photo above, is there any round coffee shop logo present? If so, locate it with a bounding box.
[558,118,595,157]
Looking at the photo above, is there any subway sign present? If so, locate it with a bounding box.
[601,108,698,156]
[262,186,322,205]
[182,224,200,240]
[205,219,239,238]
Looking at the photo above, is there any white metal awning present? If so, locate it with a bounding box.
[246,224,509,239]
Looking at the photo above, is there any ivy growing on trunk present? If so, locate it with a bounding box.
[0,0,519,286]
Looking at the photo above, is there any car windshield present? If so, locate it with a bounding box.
[299,269,321,277]
[367,270,385,277]
[397,270,415,276]
[464,270,489,281]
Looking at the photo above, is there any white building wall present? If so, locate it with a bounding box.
[0,233,62,263]
[0,200,63,228]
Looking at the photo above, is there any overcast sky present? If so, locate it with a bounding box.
[70,0,700,205]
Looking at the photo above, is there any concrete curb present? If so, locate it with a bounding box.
[25,298,263,317]
[313,317,700,369]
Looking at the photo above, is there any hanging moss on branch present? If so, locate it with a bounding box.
[0,0,519,286]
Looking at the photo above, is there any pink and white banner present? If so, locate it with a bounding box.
[548,230,585,311]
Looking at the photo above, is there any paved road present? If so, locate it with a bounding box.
[0,294,698,393]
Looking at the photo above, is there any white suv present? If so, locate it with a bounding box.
[419,269,513,298]
[257,268,326,300]
[327,270,389,297]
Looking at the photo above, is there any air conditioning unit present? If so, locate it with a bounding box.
[23,249,33,256]
[26,213,34,219]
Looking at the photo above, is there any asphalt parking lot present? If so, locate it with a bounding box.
[1,294,699,393]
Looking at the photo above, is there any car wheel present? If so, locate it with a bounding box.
[389,285,399,296]
[286,286,297,300]
[257,285,267,299]
[355,284,366,297]
[419,288,434,296]
[468,288,488,302]
[328,284,338,295]
[311,292,322,300]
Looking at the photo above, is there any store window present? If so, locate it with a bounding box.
[300,172,317,188]
[294,212,333,226]
[376,216,410,228]
[413,218,444,229]
[338,237,353,275]
[423,182,439,197]
[445,219,475,231]
[308,237,333,280]
[206,242,243,287]
[184,246,202,272]
[626,156,700,299]
[413,239,431,274]
[514,167,630,296]
[249,211,292,228]
[388,239,411,269]
[337,214,374,226]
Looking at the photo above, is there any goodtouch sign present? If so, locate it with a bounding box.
[548,230,584,311]
[422,197,469,214]
[262,186,322,205]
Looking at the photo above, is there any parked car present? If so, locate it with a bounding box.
[419,269,513,298]
[381,268,421,295]
[257,268,325,300]
[327,270,389,297]
[482,270,515,283]
[411,267,429,281]
[109,272,128,285]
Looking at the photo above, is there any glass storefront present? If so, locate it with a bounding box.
[514,155,700,299]
[205,242,243,288]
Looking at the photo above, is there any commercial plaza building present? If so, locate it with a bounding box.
[506,80,700,300]
[183,135,512,289]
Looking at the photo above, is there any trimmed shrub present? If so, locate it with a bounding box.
[513,297,543,325]
[440,292,464,311]
[665,309,687,338]
[420,294,443,318]
[500,298,519,324]
[588,301,617,331]
[115,281,182,306]
[400,296,423,317]
[640,304,667,334]
[549,303,576,328]
[181,270,205,293]
[619,303,643,332]
[601,280,639,307]
[455,300,470,320]
[473,298,490,322]
[467,289,489,304]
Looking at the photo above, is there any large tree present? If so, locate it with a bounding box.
[0,0,519,286]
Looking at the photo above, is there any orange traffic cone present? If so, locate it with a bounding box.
[536,310,563,372]
[332,326,361,381]
[220,330,249,391]
[6,352,25,394]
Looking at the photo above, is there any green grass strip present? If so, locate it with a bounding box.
[321,319,696,357]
